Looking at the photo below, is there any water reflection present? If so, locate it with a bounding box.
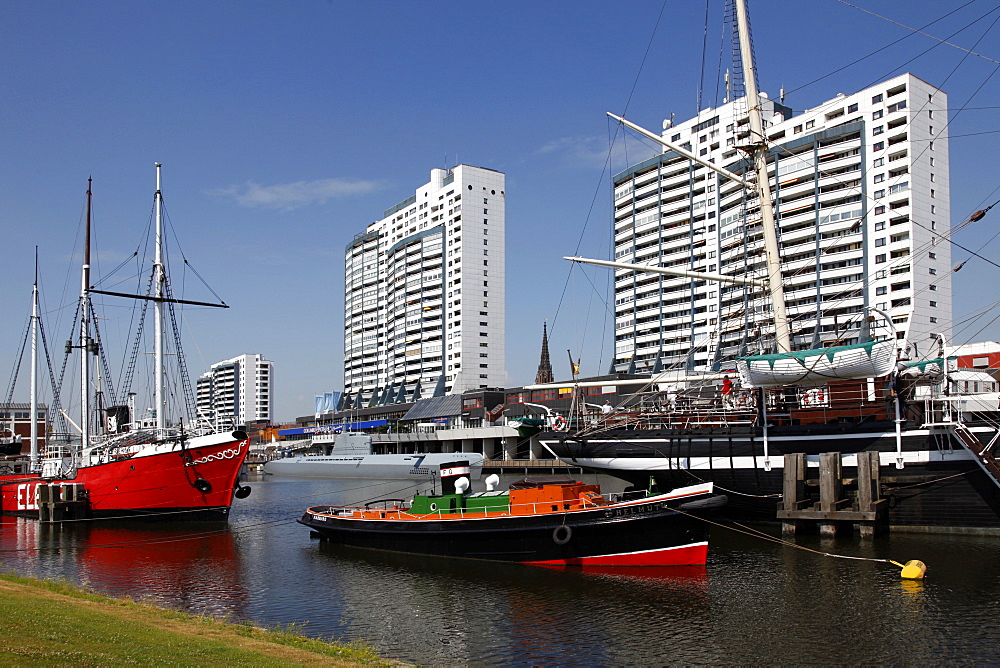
[2,476,999,665]
[309,542,715,666]
[0,515,248,616]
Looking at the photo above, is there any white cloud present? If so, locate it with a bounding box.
[537,136,658,170]
[215,177,383,211]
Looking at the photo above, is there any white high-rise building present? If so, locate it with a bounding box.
[196,354,273,428]
[611,73,949,372]
[344,165,506,402]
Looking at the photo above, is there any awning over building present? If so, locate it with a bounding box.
[401,395,464,421]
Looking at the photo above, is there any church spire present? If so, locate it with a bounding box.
[535,321,554,384]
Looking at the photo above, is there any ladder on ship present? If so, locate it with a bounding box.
[952,422,1000,490]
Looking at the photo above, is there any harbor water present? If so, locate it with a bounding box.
[1,473,998,665]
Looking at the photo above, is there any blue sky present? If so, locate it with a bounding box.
[2,1,999,423]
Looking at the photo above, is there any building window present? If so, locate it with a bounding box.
[805,120,815,129]
[794,124,802,134]
[875,238,886,247]
[872,110,884,120]
[873,125,884,136]
[874,206,886,215]
[876,286,887,295]
[873,158,884,167]
[848,103,858,113]
[874,173,885,183]
[875,254,886,263]
[874,189,885,199]
[873,141,884,151]
[929,317,938,324]
[875,222,885,231]
[929,301,937,307]
[872,93,883,103]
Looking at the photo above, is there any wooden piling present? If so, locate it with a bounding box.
[818,452,843,536]
[855,451,887,537]
[776,450,888,536]
[781,452,807,535]
[37,483,89,523]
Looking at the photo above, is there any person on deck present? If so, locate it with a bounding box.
[721,375,734,408]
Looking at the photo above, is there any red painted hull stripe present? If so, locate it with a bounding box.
[525,542,708,567]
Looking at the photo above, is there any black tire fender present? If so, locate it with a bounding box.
[553,524,572,545]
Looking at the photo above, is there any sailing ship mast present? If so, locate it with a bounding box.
[80,178,93,454]
[29,248,39,469]
[573,0,793,355]
[153,163,166,432]
[733,0,790,353]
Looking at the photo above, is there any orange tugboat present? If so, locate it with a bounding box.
[300,464,725,566]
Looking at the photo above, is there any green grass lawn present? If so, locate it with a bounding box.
[0,573,391,666]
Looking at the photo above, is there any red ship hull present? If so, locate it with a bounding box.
[0,431,250,521]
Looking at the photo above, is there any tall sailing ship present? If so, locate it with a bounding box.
[0,166,251,521]
[539,0,1000,532]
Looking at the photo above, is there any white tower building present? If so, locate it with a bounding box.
[196,354,273,428]
[344,165,506,403]
[610,73,949,372]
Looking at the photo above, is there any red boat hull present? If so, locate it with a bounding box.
[525,542,709,567]
[0,432,250,521]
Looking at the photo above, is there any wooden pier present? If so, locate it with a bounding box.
[777,451,888,537]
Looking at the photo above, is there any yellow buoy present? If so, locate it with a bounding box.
[898,560,927,580]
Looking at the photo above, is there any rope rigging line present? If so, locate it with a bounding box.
[551,0,669,376]
[38,313,68,438]
[785,1,981,97]
[4,318,30,406]
[835,0,1000,66]
[732,12,1000,348]
[674,505,914,571]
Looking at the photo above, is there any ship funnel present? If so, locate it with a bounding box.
[439,461,472,495]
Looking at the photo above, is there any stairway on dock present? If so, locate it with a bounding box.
[951,423,1000,489]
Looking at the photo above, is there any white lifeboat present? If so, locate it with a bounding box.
[736,339,897,387]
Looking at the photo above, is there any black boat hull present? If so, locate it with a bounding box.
[541,424,1000,532]
[299,487,724,566]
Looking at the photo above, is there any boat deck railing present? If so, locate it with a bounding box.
[574,382,909,434]
[310,492,660,521]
